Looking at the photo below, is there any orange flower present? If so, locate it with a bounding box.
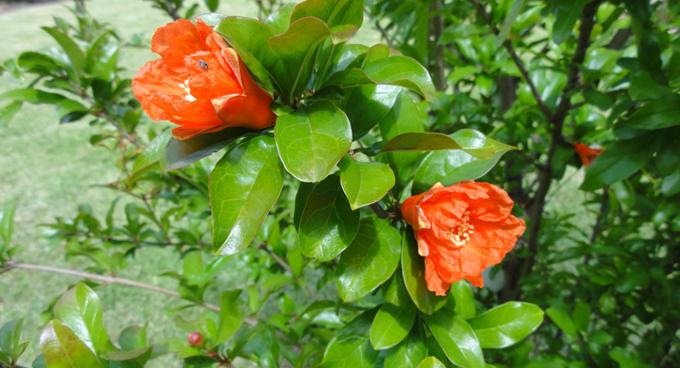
[132,19,275,140]
[574,143,603,167]
[401,181,525,296]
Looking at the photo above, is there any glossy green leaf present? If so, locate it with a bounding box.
[321,312,377,368]
[265,3,295,33]
[412,130,513,193]
[621,94,680,130]
[425,311,485,368]
[268,17,332,102]
[468,302,544,349]
[298,175,360,261]
[384,331,427,368]
[290,0,364,40]
[582,135,656,190]
[53,283,113,354]
[337,217,402,302]
[450,281,476,319]
[275,101,352,182]
[546,307,578,338]
[327,56,436,100]
[343,84,401,138]
[383,132,463,152]
[216,290,245,344]
[401,232,446,314]
[129,131,171,182]
[378,92,427,184]
[339,156,395,210]
[39,320,102,368]
[162,128,250,171]
[417,356,447,368]
[369,301,416,350]
[215,17,276,91]
[210,135,284,255]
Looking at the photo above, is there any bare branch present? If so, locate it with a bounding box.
[1,261,256,325]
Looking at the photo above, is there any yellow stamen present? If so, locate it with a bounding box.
[448,212,475,248]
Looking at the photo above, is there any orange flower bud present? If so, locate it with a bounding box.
[401,181,525,296]
[132,19,275,140]
[574,143,603,167]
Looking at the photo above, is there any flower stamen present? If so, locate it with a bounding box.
[449,212,475,248]
[178,78,197,102]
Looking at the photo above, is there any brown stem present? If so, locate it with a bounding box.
[585,188,609,265]
[430,0,447,91]
[503,0,602,299]
[259,244,292,274]
[1,261,256,325]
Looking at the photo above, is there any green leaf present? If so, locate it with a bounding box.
[582,135,656,190]
[321,312,378,368]
[417,357,447,368]
[290,0,364,41]
[163,128,250,171]
[412,130,513,193]
[42,26,86,79]
[265,3,295,33]
[378,92,427,184]
[39,320,103,368]
[117,326,148,351]
[468,302,544,349]
[550,0,587,44]
[328,55,436,100]
[337,217,402,302]
[204,0,219,12]
[425,311,485,368]
[210,135,284,255]
[546,306,578,338]
[383,132,462,152]
[216,290,245,344]
[0,199,17,247]
[215,17,276,91]
[450,281,476,319]
[0,319,26,364]
[401,231,446,314]
[53,283,113,354]
[0,101,22,125]
[0,89,87,117]
[343,85,401,138]
[275,101,352,182]
[102,347,152,367]
[621,94,680,130]
[369,301,416,350]
[298,175,360,261]
[384,330,427,368]
[572,301,591,332]
[268,17,332,103]
[129,131,172,182]
[339,156,395,210]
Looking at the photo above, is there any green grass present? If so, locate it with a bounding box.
[0,1,379,366]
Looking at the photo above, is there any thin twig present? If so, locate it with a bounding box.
[2,261,256,325]
[470,0,553,121]
[259,244,292,274]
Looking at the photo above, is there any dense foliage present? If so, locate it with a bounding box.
[0,0,678,367]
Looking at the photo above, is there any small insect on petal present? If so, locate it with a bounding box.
[198,59,209,70]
